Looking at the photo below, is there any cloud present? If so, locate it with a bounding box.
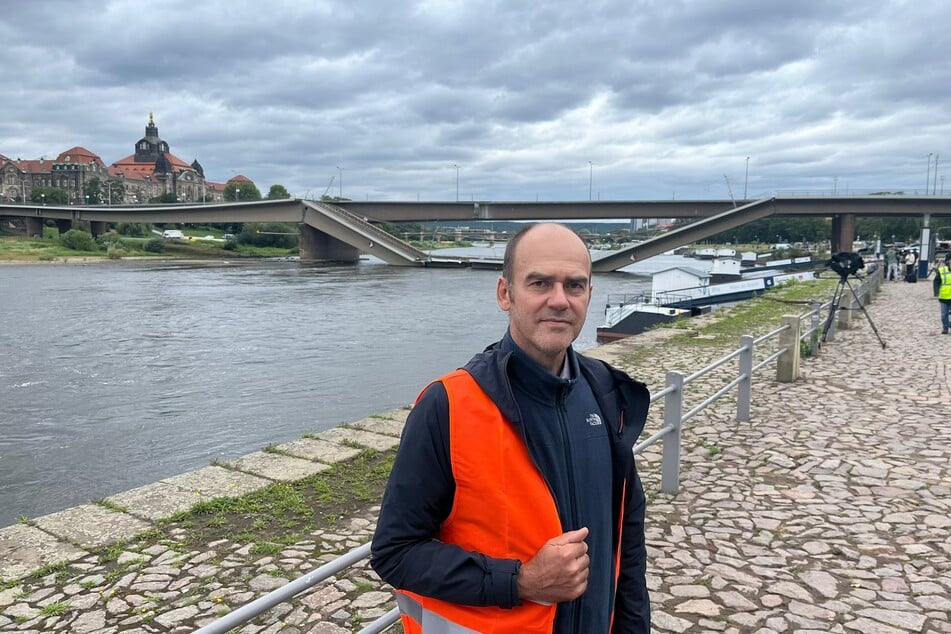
[1,0,950,201]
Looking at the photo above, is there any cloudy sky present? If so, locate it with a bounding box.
[2,0,950,202]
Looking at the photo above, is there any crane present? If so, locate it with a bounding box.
[322,175,335,199]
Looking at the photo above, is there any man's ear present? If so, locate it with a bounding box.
[497,276,512,311]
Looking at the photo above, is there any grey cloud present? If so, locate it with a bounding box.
[1,0,950,200]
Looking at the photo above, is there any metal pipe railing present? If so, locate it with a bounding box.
[191,269,883,633]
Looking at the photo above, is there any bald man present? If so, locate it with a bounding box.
[372,223,651,633]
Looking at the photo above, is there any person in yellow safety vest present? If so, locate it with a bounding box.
[371,223,652,632]
[938,253,951,334]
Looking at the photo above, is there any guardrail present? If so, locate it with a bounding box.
[193,267,882,633]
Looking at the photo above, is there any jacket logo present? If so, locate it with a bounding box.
[586,413,603,426]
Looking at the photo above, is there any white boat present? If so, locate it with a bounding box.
[597,266,820,341]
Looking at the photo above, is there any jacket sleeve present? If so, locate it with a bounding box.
[370,382,522,608]
[612,461,651,633]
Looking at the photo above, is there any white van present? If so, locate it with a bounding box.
[162,229,185,239]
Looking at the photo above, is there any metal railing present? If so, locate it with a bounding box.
[193,267,882,633]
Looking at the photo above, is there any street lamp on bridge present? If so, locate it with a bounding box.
[105,181,120,205]
[927,153,933,195]
[453,164,459,202]
[744,156,750,200]
[588,161,593,201]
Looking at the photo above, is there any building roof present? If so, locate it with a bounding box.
[111,151,195,179]
[227,174,253,184]
[6,158,55,174]
[653,266,710,278]
[55,147,105,167]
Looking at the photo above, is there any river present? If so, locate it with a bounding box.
[0,250,700,528]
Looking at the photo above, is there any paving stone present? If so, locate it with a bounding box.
[159,465,272,499]
[31,505,151,549]
[224,451,332,481]
[0,524,86,580]
[274,438,362,464]
[315,427,401,452]
[105,481,210,521]
[347,417,405,437]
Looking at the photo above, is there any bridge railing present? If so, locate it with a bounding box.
[190,269,882,633]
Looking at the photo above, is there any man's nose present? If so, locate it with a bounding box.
[547,283,571,307]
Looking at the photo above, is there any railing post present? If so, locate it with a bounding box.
[737,335,753,422]
[837,289,852,331]
[825,292,837,342]
[809,301,821,356]
[661,371,683,494]
[776,316,800,382]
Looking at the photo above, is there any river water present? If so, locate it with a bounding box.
[0,250,698,528]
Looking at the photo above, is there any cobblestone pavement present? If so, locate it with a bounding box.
[1,277,949,633]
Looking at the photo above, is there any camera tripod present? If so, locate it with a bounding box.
[821,273,887,348]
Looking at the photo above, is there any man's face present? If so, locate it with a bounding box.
[497,225,592,373]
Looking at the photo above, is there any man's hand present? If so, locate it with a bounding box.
[517,527,590,605]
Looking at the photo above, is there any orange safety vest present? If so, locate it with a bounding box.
[396,369,561,633]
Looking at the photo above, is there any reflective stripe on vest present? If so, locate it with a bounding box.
[396,369,560,633]
[396,594,480,634]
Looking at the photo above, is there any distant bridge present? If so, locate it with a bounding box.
[1,195,949,271]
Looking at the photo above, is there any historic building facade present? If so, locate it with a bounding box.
[1,114,233,204]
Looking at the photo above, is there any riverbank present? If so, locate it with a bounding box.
[2,279,948,632]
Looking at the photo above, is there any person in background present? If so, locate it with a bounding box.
[371,223,652,633]
[937,253,951,334]
[884,247,899,281]
[904,249,917,282]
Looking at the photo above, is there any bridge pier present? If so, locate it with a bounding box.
[55,219,72,235]
[831,213,856,253]
[25,217,44,237]
[299,224,360,264]
[90,221,108,237]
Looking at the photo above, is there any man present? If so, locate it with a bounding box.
[904,249,918,282]
[371,223,651,632]
[884,247,899,282]
[937,253,951,334]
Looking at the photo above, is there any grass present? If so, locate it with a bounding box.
[3,447,394,604]
[612,276,838,369]
[672,277,838,345]
[149,449,393,551]
[40,601,70,617]
[0,232,298,262]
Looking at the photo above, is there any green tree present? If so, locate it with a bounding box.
[30,187,70,205]
[59,229,98,251]
[223,181,262,202]
[266,184,291,199]
[83,177,102,205]
[101,180,124,205]
[238,222,298,248]
[149,193,179,204]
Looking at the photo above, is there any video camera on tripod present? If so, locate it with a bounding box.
[821,251,886,348]
[826,251,865,279]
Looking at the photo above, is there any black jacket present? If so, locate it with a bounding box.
[371,339,652,632]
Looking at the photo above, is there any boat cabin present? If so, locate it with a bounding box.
[651,266,710,304]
